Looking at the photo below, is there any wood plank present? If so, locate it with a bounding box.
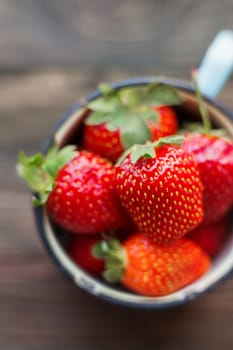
[0,0,233,71]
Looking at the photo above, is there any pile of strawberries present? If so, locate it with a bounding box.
[18,79,233,297]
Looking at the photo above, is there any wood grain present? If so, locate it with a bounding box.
[1,68,233,350]
[0,0,233,72]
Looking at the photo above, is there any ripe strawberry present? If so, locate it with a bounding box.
[94,233,210,296]
[182,72,233,223]
[83,105,178,162]
[187,217,229,257]
[182,134,233,224]
[17,144,131,234]
[70,236,104,275]
[149,105,178,140]
[83,83,180,162]
[82,123,123,162]
[115,136,204,244]
[47,150,131,234]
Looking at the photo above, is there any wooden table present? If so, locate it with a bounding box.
[1,68,233,350]
[1,1,233,348]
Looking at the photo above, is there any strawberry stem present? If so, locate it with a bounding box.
[92,239,127,283]
[192,70,212,132]
[152,135,184,148]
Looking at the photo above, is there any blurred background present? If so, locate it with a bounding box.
[2,0,233,153]
[1,0,233,72]
[1,1,233,350]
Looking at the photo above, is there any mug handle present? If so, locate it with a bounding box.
[197,30,233,99]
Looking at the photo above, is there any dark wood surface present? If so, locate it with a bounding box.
[0,0,233,72]
[1,1,233,349]
[1,69,233,350]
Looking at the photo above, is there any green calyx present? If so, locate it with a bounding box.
[181,122,226,137]
[184,71,226,138]
[16,141,77,206]
[93,239,127,283]
[86,82,181,150]
[117,134,184,165]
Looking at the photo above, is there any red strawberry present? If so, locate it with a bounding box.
[187,217,229,257]
[115,136,204,244]
[17,144,131,234]
[182,72,233,223]
[149,105,178,140]
[83,105,178,162]
[82,123,123,162]
[47,150,130,234]
[94,233,210,296]
[70,236,104,275]
[182,134,233,224]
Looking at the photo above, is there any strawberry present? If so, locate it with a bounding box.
[82,123,123,162]
[70,236,104,275]
[83,83,180,162]
[187,217,229,257]
[115,136,204,244]
[182,134,233,223]
[83,105,178,162]
[94,233,211,296]
[17,143,130,234]
[182,72,233,223]
[149,105,178,140]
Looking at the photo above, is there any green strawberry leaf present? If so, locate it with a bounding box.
[93,239,126,283]
[155,135,184,147]
[120,112,151,149]
[119,87,143,107]
[98,83,116,96]
[103,268,123,283]
[44,144,76,178]
[116,147,133,166]
[32,183,54,206]
[88,83,120,113]
[88,97,119,113]
[106,118,124,131]
[105,107,126,131]
[53,144,76,168]
[20,152,44,166]
[92,241,110,258]
[17,151,52,192]
[140,107,158,124]
[17,142,77,206]
[141,83,181,106]
[117,135,184,164]
[131,143,156,163]
[85,110,113,125]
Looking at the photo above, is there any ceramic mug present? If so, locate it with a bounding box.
[34,30,233,308]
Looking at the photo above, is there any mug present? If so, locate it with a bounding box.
[34,30,233,308]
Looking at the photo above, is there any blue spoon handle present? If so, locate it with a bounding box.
[197,30,233,99]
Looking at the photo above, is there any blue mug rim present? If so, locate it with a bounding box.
[33,76,233,309]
